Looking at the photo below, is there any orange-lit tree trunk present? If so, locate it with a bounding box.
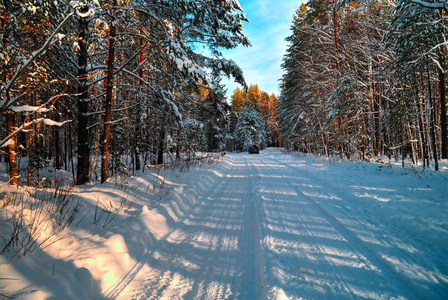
[2,4,18,185]
[27,130,33,186]
[439,56,448,159]
[134,26,145,171]
[101,1,116,183]
[6,112,18,185]
[332,0,339,73]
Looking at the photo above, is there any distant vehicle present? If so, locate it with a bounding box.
[248,145,260,154]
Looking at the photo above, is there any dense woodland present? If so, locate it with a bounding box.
[2,0,447,188]
[0,0,252,186]
[230,84,280,151]
[279,0,448,170]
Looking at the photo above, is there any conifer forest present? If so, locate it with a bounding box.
[1,1,447,299]
[1,0,447,188]
[279,0,448,170]
[1,0,251,186]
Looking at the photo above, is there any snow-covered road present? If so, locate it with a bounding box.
[99,149,447,299]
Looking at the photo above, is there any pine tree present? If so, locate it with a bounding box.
[1,0,252,185]
[1,0,72,185]
[233,105,270,151]
[385,0,447,168]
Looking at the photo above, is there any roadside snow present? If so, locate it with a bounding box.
[0,149,447,299]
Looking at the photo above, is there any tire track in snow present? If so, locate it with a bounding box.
[250,155,359,298]
[98,161,241,299]
[98,150,438,299]
[282,156,448,298]
[239,157,267,300]
[258,153,422,299]
[183,178,244,299]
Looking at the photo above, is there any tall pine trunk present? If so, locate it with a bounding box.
[430,94,439,171]
[27,130,33,186]
[101,5,116,183]
[2,4,18,185]
[134,133,140,171]
[427,64,439,170]
[76,7,91,185]
[6,112,19,185]
[134,25,145,170]
[157,128,165,165]
[54,113,61,170]
[438,8,448,159]
[439,66,448,159]
[418,87,429,168]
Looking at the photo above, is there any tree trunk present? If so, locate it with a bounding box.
[6,112,19,185]
[2,5,18,185]
[28,131,33,186]
[158,128,165,165]
[407,121,417,165]
[332,0,339,73]
[429,83,439,171]
[418,92,428,168]
[134,135,140,171]
[54,114,62,170]
[427,65,439,170]
[91,129,101,181]
[430,98,439,171]
[439,66,448,159]
[101,8,116,183]
[401,126,405,168]
[135,26,144,170]
[76,7,91,185]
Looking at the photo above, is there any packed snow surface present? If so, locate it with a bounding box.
[1,149,447,299]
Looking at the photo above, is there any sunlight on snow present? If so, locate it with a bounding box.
[355,192,391,202]
[272,287,290,300]
[1,150,446,299]
[350,185,396,192]
[104,271,116,287]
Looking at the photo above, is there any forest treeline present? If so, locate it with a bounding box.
[230,84,280,151]
[279,0,448,170]
[0,0,250,186]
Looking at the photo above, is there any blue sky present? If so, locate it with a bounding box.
[221,0,302,99]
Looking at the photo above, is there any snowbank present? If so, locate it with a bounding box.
[0,157,226,299]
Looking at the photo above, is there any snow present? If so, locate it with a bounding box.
[167,39,206,80]
[0,149,447,299]
[76,7,94,18]
[410,0,447,10]
[0,137,14,147]
[42,118,71,127]
[73,41,80,52]
[10,105,51,113]
[56,33,66,44]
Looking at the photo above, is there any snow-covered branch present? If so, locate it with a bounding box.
[1,12,75,114]
[410,0,448,11]
[0,119,71,148]
[409,41,448,69]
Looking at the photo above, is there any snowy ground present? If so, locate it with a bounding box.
[1,148,447,299]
